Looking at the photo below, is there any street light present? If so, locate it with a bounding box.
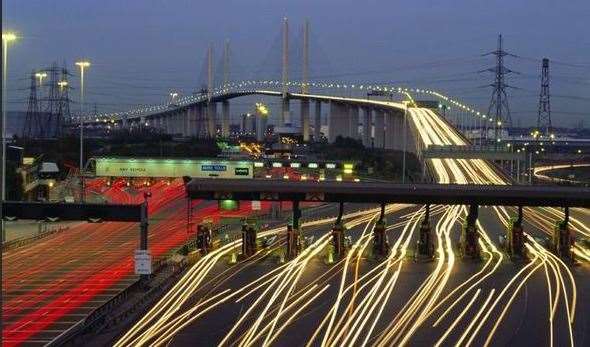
[35,71,47,86]
[76,60,90,202]
[57,80,68,91]
[2,31,17,243]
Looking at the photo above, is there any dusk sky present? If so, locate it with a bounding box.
[3,0,589,127]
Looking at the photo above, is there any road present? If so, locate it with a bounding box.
[1,179,273,346]
[112,107,590,347]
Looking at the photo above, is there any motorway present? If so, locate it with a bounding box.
[1,179,272,346]
[110,107,590,347]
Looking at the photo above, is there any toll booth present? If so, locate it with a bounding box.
[506,207,525,259]
[416,206,434,260]
[196,223,212,251]
[460,205,480,260]
[286,223,300,260]
[241,219,258,257]
[332,222,346,258]
[553,220,574,261]
[373,219,389,257]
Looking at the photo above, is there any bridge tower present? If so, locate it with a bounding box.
[221,39,231,138]
[483,34,515,144]
[207,44,217,138]
[281,17,290,126]
[300,18,311,142]
[536,58,552,136]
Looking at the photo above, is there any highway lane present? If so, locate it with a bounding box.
[2,179,270,346]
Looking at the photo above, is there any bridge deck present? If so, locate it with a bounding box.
[187,178,590,207]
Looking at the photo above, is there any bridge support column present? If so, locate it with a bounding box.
[207,102,217,138]
[314,101,322,141]
[373,203,389,257]
[461,204,480,260]
[374,110,385,149]
[282,97,290,126]
[348,106,360,140]
[286,200,301,259]
[385,112,395,150]
[301,99,310,142]
[362,107,372,147]
[328,102,345,143]
[222,100,230,138]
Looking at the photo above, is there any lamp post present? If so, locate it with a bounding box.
[35,71,47,87]
[76,60,90,202]
[2,32,17,243]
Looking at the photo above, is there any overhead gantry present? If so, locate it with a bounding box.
[186,178,590,263]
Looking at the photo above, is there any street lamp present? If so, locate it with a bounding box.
[35,71,47,86]
[75,60,90,202]
[57,80,68,91]
[2,32,17,242]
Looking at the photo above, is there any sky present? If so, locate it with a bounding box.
[3,0,590,128]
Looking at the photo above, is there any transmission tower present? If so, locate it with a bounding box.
[482,34,516,143]
[22,70,41,139]
[537,58,551,136]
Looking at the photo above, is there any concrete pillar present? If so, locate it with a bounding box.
[222,100,230,138]
[349,106,360,140]
[257,115,267,142]
[328,102,350,143]
[314,101,322,141]
[207,102,217,138]
[301,99,310,142]
[282,98,290,126]
[385,112,394,150]
[374,110,385,149]
[362,107,372,147]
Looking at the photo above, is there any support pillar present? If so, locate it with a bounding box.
[301,99,310,142]
[385,112,394,150]
[314,101,322,141]
[362,107,372,147]
[222,100,230,138]
[207,102,217,138]
[374,110,385,149]
[282,98,290,126]
[349,106,360,140]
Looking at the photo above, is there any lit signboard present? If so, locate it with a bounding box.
[95,158,253,179]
